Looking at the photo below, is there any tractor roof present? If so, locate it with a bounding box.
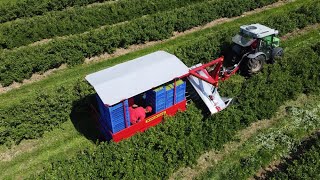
[240,23,279,38]
[85,51,189,106]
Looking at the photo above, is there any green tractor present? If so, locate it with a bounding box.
[225,24,283,75]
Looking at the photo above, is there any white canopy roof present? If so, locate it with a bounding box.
[240,23,279,38]
[85,51,189,106]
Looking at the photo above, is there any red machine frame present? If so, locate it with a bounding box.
[186,56,238,85]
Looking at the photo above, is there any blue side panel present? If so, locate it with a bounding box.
[146,87,166,113]
[106,100,130,133]
[96,95,130,134]
[96,95,111,138]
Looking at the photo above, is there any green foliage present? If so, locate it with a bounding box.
[0,0,206,49]
[1,0,316,146]
[0,0,112,24]
[30,32,320,179]
[198,98,320,180]
[0,85,77,145]
[30,104,205,179]
[263,134,320,179]
[0,1,319,178]
[0,0,279,86]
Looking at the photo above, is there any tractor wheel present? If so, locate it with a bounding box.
[243,55,265,75]
[271,47,283,63]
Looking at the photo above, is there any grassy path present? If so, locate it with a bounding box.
[0,121,94,179]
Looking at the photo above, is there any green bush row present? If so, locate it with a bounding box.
[0,2,319,178]
[0,0,279,86]
[265,133,320,179]
[30,26,320,179]
[0,0,112,24]
[198,96,320,179]
[0,0,206,49]
[173,2,320,67]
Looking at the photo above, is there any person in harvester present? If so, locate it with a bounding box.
[129,105,152,124]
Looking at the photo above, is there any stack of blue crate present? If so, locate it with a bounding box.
[175,80,186,103]
[165,80,186,108]
[165,84,174,108]
[146,86,166,113]
[96,95,130,134]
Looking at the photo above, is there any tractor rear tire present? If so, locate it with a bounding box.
[242,55,265,76]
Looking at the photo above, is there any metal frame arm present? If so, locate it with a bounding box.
[188,56,238,86]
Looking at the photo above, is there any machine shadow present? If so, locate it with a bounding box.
[69,94,104,143]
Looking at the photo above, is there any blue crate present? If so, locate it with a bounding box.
[147,87,166,96]
[96,95,130,134]
[147,100,166,106]
[176,96,186,103]
[110,122,126,133]
[147,96,165,103]
[146,86,166,113]
[109,110,130,122]
[166,101,173,108]
[147,91,166,98]
[108,100,129,111]
[176,91,185,98]
[148,101,166,113]
[164,80,186,108]
[176,82,186,90]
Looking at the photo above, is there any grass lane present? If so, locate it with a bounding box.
[0,121,94,179]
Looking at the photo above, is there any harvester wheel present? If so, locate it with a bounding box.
[243,55,265,75]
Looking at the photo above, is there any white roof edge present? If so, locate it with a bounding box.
[86,51,189,105]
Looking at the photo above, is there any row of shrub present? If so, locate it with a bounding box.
[198,96,320,179]
[0,0,206,49]
[0,0,112,24]
[0,0,316,148]
[264,133,320,179]
[0,0,280,86]
[30,27,320,179]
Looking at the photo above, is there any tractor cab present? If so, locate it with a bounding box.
[86,51,233,142]
[228,24,283,75]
